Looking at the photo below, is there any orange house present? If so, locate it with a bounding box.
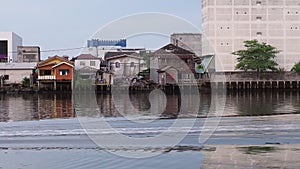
[37,56,74,91]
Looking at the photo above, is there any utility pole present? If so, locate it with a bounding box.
[95,46,99,57]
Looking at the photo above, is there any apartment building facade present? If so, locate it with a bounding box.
[202,0,300,72]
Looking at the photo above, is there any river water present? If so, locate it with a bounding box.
[0,91,300,168]
[0,90,299,122]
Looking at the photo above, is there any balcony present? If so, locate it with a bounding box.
[38,75,56,80]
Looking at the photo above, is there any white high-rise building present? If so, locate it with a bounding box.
[202,0,300,72]
[0,32,22,63]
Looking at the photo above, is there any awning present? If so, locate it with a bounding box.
[195,55,214,74]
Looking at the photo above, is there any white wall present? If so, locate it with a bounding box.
[0,69,32,84]
[74,59,101,70]
[0,32,22,63]
[108,57,145,77]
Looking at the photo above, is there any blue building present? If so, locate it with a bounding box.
[87,39,127,48]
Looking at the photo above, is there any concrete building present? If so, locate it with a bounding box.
[17,46,40,62]
[0,32,22,63]
[72,54,101,70]
[202,0,300,72]
[85,46,146,60]
[171,33,202,57]
[0,62,37,85]
[105,52,146,85]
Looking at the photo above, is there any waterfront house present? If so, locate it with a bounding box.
[72,54,101,70]
[37,56,74,91]
[72,54,101,80]
[0,62,37,86]
[104,52,146,85]
[151,44,199,85]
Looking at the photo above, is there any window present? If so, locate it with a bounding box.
[256,1,262,5]
[59,69,69,76]
[43,70,52,75]
[257,32,262,36]
[256,16,262,20]
[24,54,36,60]
[90,61,96,66]
[80,61,85,66]
[130,62,135,67]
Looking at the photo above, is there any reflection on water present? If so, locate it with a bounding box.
[95,93,181,119]
[226,90,300,116]
[0,93,74,122]
[202,144,300,169]
[0,90,300,122]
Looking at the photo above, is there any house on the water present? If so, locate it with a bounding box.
[150,44,200,85]
[104,52,146,85]
[71,53,112,90]
[37,56,74,91]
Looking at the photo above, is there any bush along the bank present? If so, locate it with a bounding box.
[22,77,30,87]
[291,62,300,73]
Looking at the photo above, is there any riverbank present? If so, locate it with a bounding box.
[0,86,38,94]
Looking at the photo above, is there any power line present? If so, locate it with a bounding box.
[8,47,87,54]
[40,47,86,53]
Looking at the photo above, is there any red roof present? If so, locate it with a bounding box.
[72,54,99,60]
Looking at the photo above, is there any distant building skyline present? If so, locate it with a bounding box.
[0,0,201,59]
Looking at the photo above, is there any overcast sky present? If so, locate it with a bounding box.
[0,0,201,58]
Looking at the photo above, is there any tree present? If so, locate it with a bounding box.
[291,61,300,72]
[142,52,151,69]
[232,40,280,73]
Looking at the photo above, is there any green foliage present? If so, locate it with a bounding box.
[142,52,151,68]
[22,77,30,87]
[277,67,285,72]
[291,61,300,72]
[232,40,280,72]
[197,64,204,70]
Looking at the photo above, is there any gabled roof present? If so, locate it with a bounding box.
[106,54,141,61]
[38,55,73,68]
[157,65,178,72]
[154,44,195,55]
[71,54,100,61]
[52,62,74,68]
[104,52,137,60]
[37,56,74,69]
[77,66,98,71]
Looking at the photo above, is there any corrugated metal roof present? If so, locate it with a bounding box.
[0,62,37,70]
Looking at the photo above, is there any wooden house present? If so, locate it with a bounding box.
[151,44,200,85]
[37,56,74,91]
